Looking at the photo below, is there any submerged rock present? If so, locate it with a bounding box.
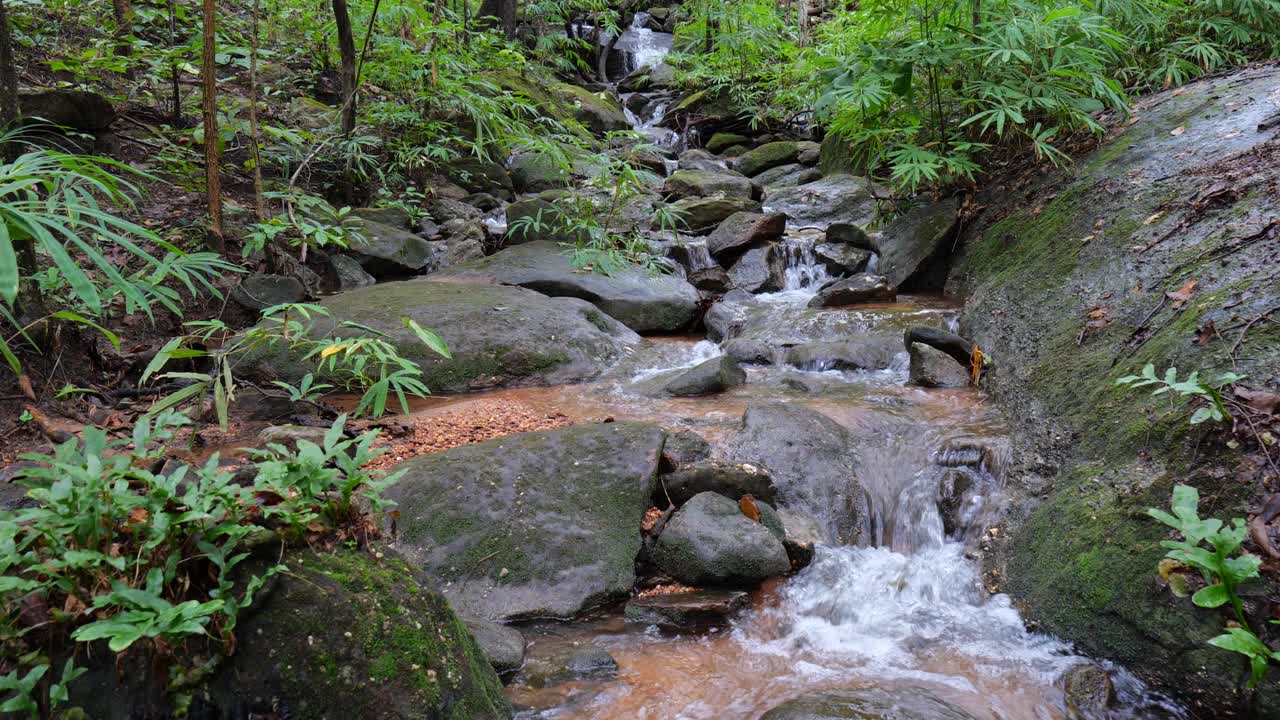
[387,422,665,620]
[807,274,895,307]
[759,687,978,720]
[664,355,747,396]
[763,174,881,230]
[565,646,618,678]
[653,491,790,586]
[874,197,959,289]
[439,241,699,333]
[248,280,637,393]
[624,590,749,629]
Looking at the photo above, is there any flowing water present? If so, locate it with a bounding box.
[402,245,1186,719]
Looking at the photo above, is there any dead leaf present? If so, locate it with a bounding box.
[739,495,761,522]
[1166,278,1198,309]
[1195,320,1217,346]
[17,374,35,401]
[1236,388,1280,416]
[1170,126,1185,136]
[128,508,149,525]
[1143,212,1164,225]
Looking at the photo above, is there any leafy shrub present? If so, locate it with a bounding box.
[1150,484,1276,687]
[0,411,401,713]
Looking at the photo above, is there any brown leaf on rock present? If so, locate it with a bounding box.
[739,494,761,522]
[1195,320,1217,346]
[1166,278,1198,308]
[1236,388,1280,416]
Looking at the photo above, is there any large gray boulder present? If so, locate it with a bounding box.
[551,83,629,134]
[728,246,785,293]
[348,217,438,277]
[504,196,580,245]
[875,197,959,289]
[677,148,731,172]
[663,356,747,396]
[388,422,666,620]
[249,280,637,393]
[754,163,822,189]
[466,620,526,674]
[439,241,699,333]
[662,169,756,200]
[813,243,871,275]
[509,152,571,193]
[763,174,882,230]
[665,196,763,234]
[807,274,895,307]
[760,688,978,720]
[729,403,865,544]
[706,212,787,260]
[653,492,790,586]
[230,273,305,311]
[782,337,902,371]
[735,141,806,177]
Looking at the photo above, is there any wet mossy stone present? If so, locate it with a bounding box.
[661,461,775,506]
[663,355,747,396]
[653,491,790,587]
[231,273,306,311]
[550,83,629,135]
[729,403,865,545]
[759,687,978,720]
[950,65,1280,714]
[438,241,700,334]
[734,141,808,178]
[662,168,756,200]
[705,132,752,155]
[445,156,513,196]
[763,174,882,230]
[350,205,413,230]
[706,211,787,260]
[509,151,572,194]
[245,280,638,393]
[206,548,513,720]
[753,163,822,190]
[387,422,667,620]
[347,217,439,277]
[873,197,959,290]
[664,196,763,235]
[465,620,526,675]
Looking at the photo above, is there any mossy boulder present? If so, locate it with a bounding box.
[348,217,440,277]
[509,151,572,193]
[287,96,338,130]
[759,687,978,720]
[503,197,580,245]
[445,157,513,196]
[705,132,752,154]
[439,240,699,333]
[949,65,1280,716]
[246,280,638,393]
[662,168,756,200]
[653,491,789,586]
[734,141,807,178]
[665,196,763,234]
[550,84,629,135]
[386,422,667,620]
[754,163,822,190]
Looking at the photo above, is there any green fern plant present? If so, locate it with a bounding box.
[1116,363,1243,425]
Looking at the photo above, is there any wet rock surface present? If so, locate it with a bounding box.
[759,687,980,720]
[653,491,791,586]
[663,355,747,396]
[763,174,881,229]
[467,620,527,675]
[624,590,750,629]
[660,461,776,505]
[387,422,665,620]
[807,274,895,307]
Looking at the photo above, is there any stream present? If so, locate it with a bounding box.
[401,243,1187,719]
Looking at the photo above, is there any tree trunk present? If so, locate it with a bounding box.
[0,0,19,159]
[201,0,224,252]
[332,0,357,137]
[111,0,135,78]
[248,0,265,223]
[169,0,182,123]
[903,327,974,369]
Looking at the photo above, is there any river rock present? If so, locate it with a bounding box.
[706,211,787,260]
[661,428,712,471]
[231,273,306,311]
[105,549,514,720]
[796,142,821,165]
[735,141,806,177]
[908,343,970,388]
[618,63,674,92]
[350,205,413,229]
[677,148,731,172]
[664,356,747,396]
[437,218,486,266]
[729,403,865,544]
[509,152,571,193]
[566,646,618,678]
[624,590,749,629]
[466,620,526,674]
[504,197,580,245]
[446,157,514,197]
[551,83,629,134]
[388,422,664,620]
[754,163,822,189]
[875,197,959,289]
[728,246,786,293]
[665,196,763,234]
[348,217,438,277]
[256,424,329,448]
[438,241,699,333]
[653,491,790,586]
[722,338,777,365]
[705,132,752,154]
[427,196,484,223]
[778,509,824,568]
[763,174,881,230]
[662,169,756,200]
[1062,663,1115,717]
[783,337,902,371]
[825,222,874,249]
[250,280,637,393]
[807,274,895,307]
[759,687,978,720]
[813,243,871,275]
[660,461,775,505]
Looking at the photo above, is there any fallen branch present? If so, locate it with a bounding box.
[903,327,973,369]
